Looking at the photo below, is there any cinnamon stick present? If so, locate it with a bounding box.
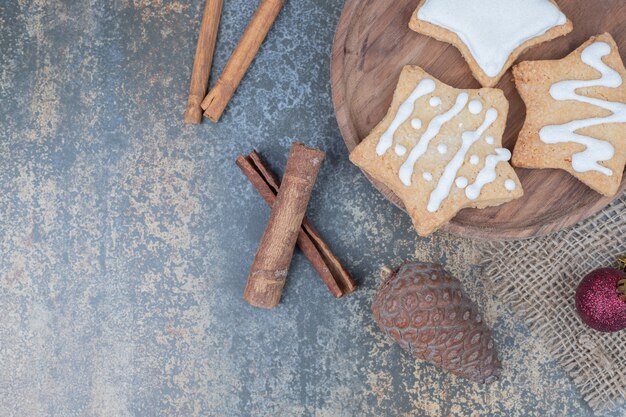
[243,142,324,309]
[237,152,356,297]
[247,151,356,295]
[183,0,223,124]
[201,0,285,122]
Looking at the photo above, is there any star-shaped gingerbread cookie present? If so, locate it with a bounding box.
[513,33,626,197]
[350,66,523,236]
[409,0,572,87]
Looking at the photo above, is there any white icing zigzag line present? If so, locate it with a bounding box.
[539,41,624,176]
[427,108,498,212]
[465,148,511,200]
[399,92,470,186]
[376,79,436,156]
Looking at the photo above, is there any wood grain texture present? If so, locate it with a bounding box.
[183,0,223,124]
[331,0,626,240]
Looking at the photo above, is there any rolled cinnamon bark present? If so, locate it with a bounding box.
[243,142,325,309]
[246,151,356,296]
[183,0,223,124]
[201,0,285,122]
[237,152,357,298]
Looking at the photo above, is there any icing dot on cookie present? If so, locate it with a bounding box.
[429,96,442,107]
[458,122,463,128]
[470,155,480,165]
[468,100,483,114]
[504,179,516,190]
[423,172,433,181]
[395,144,407,156]
[485,136,494,145]
[410,118,422,130]
[437,144,447,154]
[455,177,468,188]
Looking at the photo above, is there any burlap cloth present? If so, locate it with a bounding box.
[480,194,626,413]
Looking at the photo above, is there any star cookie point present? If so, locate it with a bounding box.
[410,0,572,87]
[513,33,626,197]
[350,66,523,236]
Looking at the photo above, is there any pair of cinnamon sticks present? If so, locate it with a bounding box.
[183,0,285,124]
[237,144,357,308]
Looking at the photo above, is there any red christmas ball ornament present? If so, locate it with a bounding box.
[575,256,626,333]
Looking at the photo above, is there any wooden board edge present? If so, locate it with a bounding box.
[330,0,626,241]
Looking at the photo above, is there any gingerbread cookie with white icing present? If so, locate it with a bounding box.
[409,0,572,87]
[513,33,626,197]
[350,66,523,236]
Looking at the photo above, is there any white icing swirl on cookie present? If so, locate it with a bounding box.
[539,41,623,176]
[428,108,498,212]
[376,79,436,155]
[465,148,512,200]
[399,92,469,186]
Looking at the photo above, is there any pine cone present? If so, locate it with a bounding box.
[372,262,501,384]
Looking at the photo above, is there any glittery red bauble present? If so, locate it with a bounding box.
[575,267,626,333]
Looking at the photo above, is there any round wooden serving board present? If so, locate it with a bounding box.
[331,0,626,240]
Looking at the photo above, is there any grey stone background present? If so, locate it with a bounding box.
[0,1,623,416]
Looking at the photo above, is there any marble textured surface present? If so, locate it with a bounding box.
[0,1,623,416]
